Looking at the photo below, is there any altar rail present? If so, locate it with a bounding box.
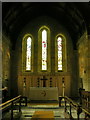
[59,96,90,120]
[0,95,22,120]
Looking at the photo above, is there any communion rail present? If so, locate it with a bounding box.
[0,95,22,120]
[64,96,82,120]
[59,96,90,120]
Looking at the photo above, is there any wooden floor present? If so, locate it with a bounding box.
[31,111,54,120]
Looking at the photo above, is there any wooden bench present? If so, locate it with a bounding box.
[81,90,90,109]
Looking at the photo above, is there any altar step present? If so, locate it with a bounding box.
[29,100,59,103]
[21,108,65,119]
[2,104,85,120]
[2,100,85,120]
[27,102,59,108]
[20,102,64,119]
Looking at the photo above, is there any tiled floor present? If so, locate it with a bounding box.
[2,102,86,120]
[20,102,85,119]
[20,102,62,119]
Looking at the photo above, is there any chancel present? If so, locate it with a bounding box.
[1,2,90,120]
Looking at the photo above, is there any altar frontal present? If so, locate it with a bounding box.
[29,87,59,101]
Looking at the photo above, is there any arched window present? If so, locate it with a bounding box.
[22,34,33,72]
[55,34,67,72]
[22,30,66,73]
[57,36,62,70]
[38,26,50,72]
[26,37,32,70]
[42,29,47,70]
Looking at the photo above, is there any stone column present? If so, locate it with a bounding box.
[88,35,90,91]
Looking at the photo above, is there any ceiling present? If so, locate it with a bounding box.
[2,2,90,50]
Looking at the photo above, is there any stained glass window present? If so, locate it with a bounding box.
[42,29,47,70]
[26,37,32,70]
[57,36,62,70]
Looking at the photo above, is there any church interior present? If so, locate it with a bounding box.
[1,2,90,120]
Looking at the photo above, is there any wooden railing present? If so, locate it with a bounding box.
[0,95,22,120]
[59,96,90,120]
[64,96,82,120]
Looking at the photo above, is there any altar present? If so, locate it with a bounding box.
[29,87,59,101]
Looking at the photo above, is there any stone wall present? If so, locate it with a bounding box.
[2,33,11,96]
[88,35,90,91]
[77,32,89,91]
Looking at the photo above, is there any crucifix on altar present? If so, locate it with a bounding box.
[40,75,48,87]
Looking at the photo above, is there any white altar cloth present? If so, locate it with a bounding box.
[29,87,59,101]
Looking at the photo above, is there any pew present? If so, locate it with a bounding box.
[81,90,90,110]
[0,95,22,120]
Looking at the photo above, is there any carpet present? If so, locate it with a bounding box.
[31,111,54,120]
